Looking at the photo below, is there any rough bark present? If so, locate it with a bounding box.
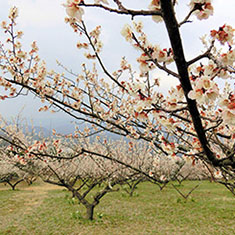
[159,0,221,167]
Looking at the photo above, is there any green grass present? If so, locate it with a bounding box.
[0,181,234,235]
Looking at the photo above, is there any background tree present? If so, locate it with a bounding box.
[0,116,165,219]
[0,160,24,190]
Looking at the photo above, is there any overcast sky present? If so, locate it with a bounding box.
[0,0,234,130]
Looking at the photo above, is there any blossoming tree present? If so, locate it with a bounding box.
[0,0,234,191]
[0,118,38,189]
[0,160,24,190]
[0,115,169,220]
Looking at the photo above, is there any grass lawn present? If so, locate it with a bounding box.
[0,180,234,235]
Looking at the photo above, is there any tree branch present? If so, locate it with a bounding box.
[79,2,162,18]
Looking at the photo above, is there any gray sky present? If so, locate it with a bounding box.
[0,0,234,129]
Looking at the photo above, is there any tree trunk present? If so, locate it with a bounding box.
[6,180,23,190]
[159,0,220,167]
[85,205,95,220]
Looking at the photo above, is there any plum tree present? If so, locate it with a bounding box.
[0,1,234,193]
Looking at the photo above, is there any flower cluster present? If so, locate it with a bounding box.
[63,0,84,22]
[219,93,235,126]
[8,7,19,20]
[152,47,174,64]
[76,41,89,49]
[121,24,133,42]
[165,85,185,111]
[220,50,235,67]
[188,76,219,105]
[121,21,174,74]
[89,26,103,53]
[210,24,234,45]
[189,0,213,20]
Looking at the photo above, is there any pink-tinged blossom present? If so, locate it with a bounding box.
[188,76,219,104]
[166,85,185,110]
[76,41,89,49]
[221,109,235,126]
[219,94,235,126]
[63,0,84,21]
[131,81,145,93]
[16,31,23,39]
[121,24,133,42]
[133,21,143,33]
[152,47,174,64]
[0,21,7,29]
[135,111,148,122]
[159,118,177,132]
[160,141,178,154]
[148,0,162,23]
[189,0,213,20]
[210,24,234,45]
[137,53,154,73]
[120,57,131,70]
[155,50,168,63]
[217,69,230,79]
[220,50,235,66]
[84,53,96,59]
[8,7,18,20]
[16,50,26,59]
